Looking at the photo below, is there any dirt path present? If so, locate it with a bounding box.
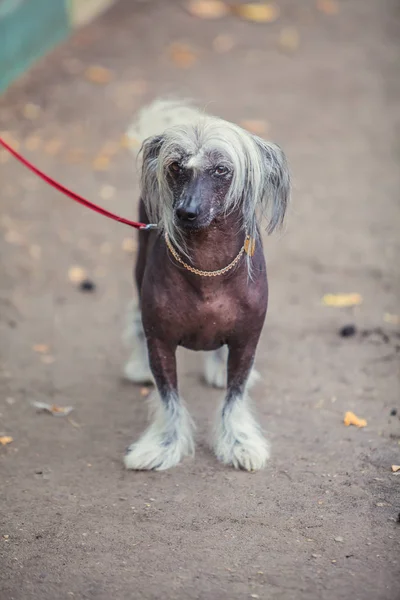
[1,1,399,598]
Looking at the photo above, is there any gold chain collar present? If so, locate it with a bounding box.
[164,232,255,277]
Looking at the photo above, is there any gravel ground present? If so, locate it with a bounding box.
[0,1,399,599]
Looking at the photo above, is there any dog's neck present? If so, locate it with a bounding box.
[175,212,246,277]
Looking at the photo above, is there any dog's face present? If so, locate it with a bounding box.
[140,117,290,240]
[167,153,233,231]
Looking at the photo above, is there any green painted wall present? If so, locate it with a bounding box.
[0,0,69,91]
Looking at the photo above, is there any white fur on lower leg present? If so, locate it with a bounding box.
[204,348,260,390]
[124,392,194,471]
[123,304,153,384]
[204,348,227,389]
[213,393,269,471]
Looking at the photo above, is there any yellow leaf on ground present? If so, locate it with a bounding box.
[68,266,87,283]
[316,0,339,15]
[235,3,280,23]
[85,65,112,84]
[213,33,235,53]
[24,135,41,152]
[278,27,300,52]
[322,293,363,307]
[344,411,367,428]
[0,436,13,446]
[140,387,150,397]
[66,148,86,163]
[121,134,140,149]
[391,465,400,473]
[22,103,40,120]
[33,344,50,354]
[169,43,197,68]
[383,313,399,325]
[122,238,137,253]
[44,139,63,156]
[92,155,110,171]
[186,0,229,19]
[240,119,269,136]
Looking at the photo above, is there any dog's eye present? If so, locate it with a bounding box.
[169,162,182,175]
[214,165,229,177]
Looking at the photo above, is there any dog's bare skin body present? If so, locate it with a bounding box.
[123,100,289,471]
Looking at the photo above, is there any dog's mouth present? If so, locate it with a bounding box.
[174,216,214,232]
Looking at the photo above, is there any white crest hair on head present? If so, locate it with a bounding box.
[128,99,291,273]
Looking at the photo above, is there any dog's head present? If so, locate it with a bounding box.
[140,114,290,240]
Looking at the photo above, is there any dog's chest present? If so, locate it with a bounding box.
[173,290,241,351]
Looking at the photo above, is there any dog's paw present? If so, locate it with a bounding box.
[124,419,194,471]
[123,354,154,385]
[214,433,270,471]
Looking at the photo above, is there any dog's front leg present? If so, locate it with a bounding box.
[213,341,269,471]
[124,339,194,471]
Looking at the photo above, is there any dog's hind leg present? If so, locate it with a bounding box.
[213,341,269,471]
[123,304,153,384]
[123,199,153,384]
[204,346,228,389]
[124,339,194,470]
[204,346,260,390]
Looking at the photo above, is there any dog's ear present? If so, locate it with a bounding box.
[252,137,291,233]
[140,135,165,221]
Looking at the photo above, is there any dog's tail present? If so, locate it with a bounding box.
[126,98,201,154]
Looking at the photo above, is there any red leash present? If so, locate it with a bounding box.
[0,137,156,231]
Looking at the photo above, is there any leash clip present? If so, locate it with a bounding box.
[140,223,158,230]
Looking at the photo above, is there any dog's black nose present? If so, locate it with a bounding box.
[176,207,198,222]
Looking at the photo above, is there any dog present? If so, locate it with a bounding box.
[123,100,290,471]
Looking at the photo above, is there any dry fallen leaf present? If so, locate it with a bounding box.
[140,387,150,397]
[66,148,86,163]
[213,33,235,53]
[344,411,367,428]
[121,133,140,150]
[33,344,50,354]
[44,139,63,156]
[22,103,40,120]
[0,436,13,446]
[383,313,399,325]
[32,401,74,416]
[24,135,41,152]
[234,2,280,23]
[186,0,229,19]
[85,65,112,84]
[68,266,87,283]
[122,238,137,253]
[322,293,363,307]
[100,185,116,200]
[169,43,197,68]
[278,26,300,52]
[240,119,269,136]
[316,0,339,15]
[391,465,400,473]
[0,131,20,151]
[92,154,110,171]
